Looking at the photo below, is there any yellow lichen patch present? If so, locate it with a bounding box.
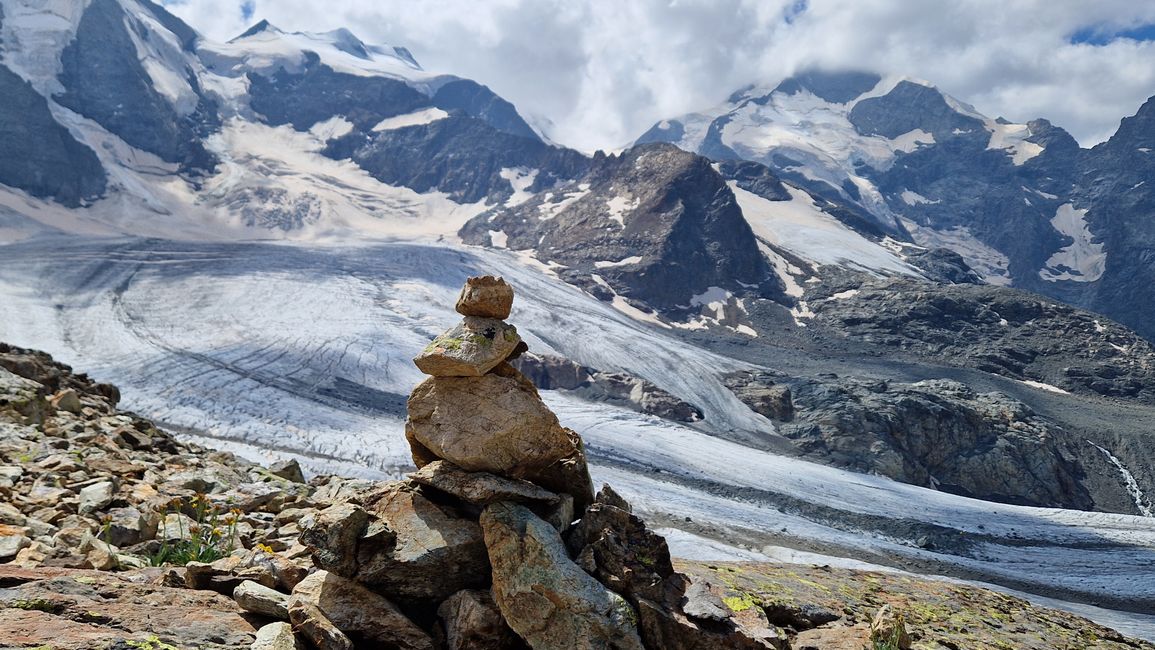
[722,593,759,613]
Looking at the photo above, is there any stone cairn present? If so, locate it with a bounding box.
[294,275,789,650]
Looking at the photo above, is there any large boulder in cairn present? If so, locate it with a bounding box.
[481,501,645,650]
[569,487,790,650]
[414,317,522,377]
[437,589,527,650]
[291,570,435,650]
[300,484,489,603]
[457,275,515,319]
[406,364,587,477]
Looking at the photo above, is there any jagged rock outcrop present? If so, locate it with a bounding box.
[807,278,1155,402]
[512,353,703,423]
[724,370,1094,509]
[460,144,784,314]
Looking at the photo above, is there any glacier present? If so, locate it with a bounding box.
[1,235,1154,640]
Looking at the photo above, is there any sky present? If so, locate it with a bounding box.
[160,0,1155,152]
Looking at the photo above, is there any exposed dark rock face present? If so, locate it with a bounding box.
[511,353,703,423]
[849,80,985,140]
[0,66,106,206]
[461,143,783,311]
[432,79,539,140]
[807,278,1155,401]
[329,116,590,203]
[139,0,200,51]
[1063,96,1155,340]
[903,248,984,285]
[54,0,218,173]
[247,56,429,131]
[759,374,1092,509]
[772,70,882,104]
[715,160,791,201]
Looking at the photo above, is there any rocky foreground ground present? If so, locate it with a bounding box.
[1,279,1152,649]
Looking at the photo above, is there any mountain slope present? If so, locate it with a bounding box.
[639,70,1155,342]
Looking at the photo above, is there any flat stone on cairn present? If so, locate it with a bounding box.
[414,317,521,377]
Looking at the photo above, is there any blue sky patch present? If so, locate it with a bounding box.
[241,0,256,22]
[784,0,808,25]
[1070,23,1155,46]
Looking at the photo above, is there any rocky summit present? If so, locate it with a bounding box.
[1,283,1153,650]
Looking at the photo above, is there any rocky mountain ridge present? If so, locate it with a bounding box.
[639,69,1155,342]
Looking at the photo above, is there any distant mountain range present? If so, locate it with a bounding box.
[3,0,1155,523]
[637,70,1155,342]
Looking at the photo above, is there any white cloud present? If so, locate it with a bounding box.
[161,0,1155,151]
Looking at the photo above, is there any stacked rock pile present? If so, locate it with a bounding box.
[294,276,790,649]
[0,280,795,649]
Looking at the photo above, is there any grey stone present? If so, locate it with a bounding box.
[234,579,290,620]
[481,502,644,650]
[0,534,31,560]
[292,570,433,650]
[408,460,560,507]
[251,622,301,650]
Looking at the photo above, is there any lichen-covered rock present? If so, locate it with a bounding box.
[292,570,434,650]
[414,317,521,377]
[405,371,577,476]
[566,486,675,602]
[481,501,645,650]
[302,484,489,603]
[456,275,515,319]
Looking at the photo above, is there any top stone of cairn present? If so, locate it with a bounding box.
[456,276,515,319]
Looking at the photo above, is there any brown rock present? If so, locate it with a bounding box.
[405,371,578,477]
[288,598,354,650]
[635,595,789,650]
[521,427,595,514]
[292,570,434,650]
[414,317,521,377]
[794,624,871,650]
[0,565,258,649]
[408,460,560,507]
[456,275,515,319]
[437,589,525,650]
[50,388,83,414]
[481,502,644,650]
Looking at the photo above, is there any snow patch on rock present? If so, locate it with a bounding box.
[371,107,449,132]
[1039,204,1106,282]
